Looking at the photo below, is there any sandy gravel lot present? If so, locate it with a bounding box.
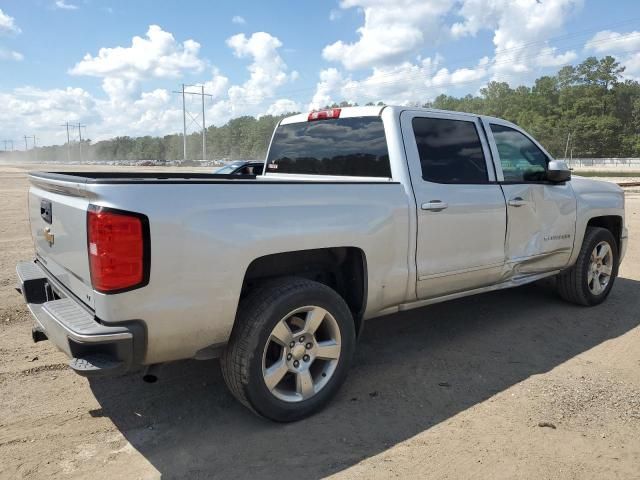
[0,164,639,479]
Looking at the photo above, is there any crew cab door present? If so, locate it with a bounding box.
[400,111,507,299]
[482,118,576,274]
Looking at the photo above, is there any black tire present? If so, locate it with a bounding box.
[557,227,619,306]
[221,277,356,422]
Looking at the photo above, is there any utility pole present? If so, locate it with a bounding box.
[77,123,84,161]
[23,135,36,161]
[2,140,14,151]
[58,122,85,161]
[201,84,206,162]
[563,132,572,160]
[173,84,212,162]
[182,84,187,161]
[60,122,72,162]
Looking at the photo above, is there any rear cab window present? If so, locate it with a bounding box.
[266,117,391,178]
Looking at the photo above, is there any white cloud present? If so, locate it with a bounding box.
[98,88,182,139]
[451,0,583,80]
[0,8,20,34]
[1,27,300,146]
[323,0,455,71]
[309,55,493,109]
[585,30,640,54]
[70,25,205,81]
[432,56,490,87]
[224,32,296,112]
[314,0,582,108]
[265,99,300,116]
[309,68,345,110]
[55,0,78,10]
[624,53,640,80]
[0,48,23,61]
[585,30,640,80]
[535,47,577,68]
[202,68,230,99]
[0,86,98,144]
[231,15,246,25]
[65,25,206,130]
[0,84,182,145]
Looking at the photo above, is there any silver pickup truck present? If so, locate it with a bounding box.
[17,106,627,421]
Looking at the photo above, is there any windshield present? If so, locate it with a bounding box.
[266,117,391,177]
[215,165,239,174]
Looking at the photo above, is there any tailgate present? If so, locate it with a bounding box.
[28,178,95,309]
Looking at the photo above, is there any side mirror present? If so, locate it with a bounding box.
[547,160,571,183]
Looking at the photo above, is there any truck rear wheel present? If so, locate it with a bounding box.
[556,227,619,306]
[221,277,356,422]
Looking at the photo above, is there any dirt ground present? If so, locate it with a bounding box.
[0,164,639,480]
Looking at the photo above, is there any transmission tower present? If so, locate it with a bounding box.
[23,135,37,161]
[59,122,85,162]
[173,84,213,162]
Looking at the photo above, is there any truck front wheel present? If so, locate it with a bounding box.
[556,226,619,306]
[221,277,356,422]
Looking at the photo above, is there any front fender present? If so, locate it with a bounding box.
[568,176,625,266]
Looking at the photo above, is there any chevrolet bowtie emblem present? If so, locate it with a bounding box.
[43,227,55,247]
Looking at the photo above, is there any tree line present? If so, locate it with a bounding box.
[2,56,639,163]
[426,56,640,158]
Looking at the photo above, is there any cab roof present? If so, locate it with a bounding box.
[280,105,518,130]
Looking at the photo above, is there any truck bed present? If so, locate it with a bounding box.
[26,170,411,364]
[29,171,398,184]
[29,171,258,183]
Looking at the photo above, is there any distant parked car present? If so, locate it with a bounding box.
[215,160,264,175]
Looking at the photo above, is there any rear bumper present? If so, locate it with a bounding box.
[16,260,145,377]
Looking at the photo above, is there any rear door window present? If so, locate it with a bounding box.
[266,117,391,177]
[412,117,488,184]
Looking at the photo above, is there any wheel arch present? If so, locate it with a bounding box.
[240,247,368,336]
[586,215,623,253]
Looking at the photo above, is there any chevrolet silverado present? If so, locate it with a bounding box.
[17,106,627,421]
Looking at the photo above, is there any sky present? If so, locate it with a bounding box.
[0,0,639,147]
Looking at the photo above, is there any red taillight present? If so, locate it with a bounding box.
[308,108,341,121]
[87,206,149,293]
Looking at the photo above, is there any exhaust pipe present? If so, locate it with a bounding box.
[142,363,163,383]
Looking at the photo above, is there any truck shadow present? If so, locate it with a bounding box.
[88,277,640,479]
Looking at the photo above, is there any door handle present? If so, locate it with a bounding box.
[421,200,448,212]
[508,197,529,207]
